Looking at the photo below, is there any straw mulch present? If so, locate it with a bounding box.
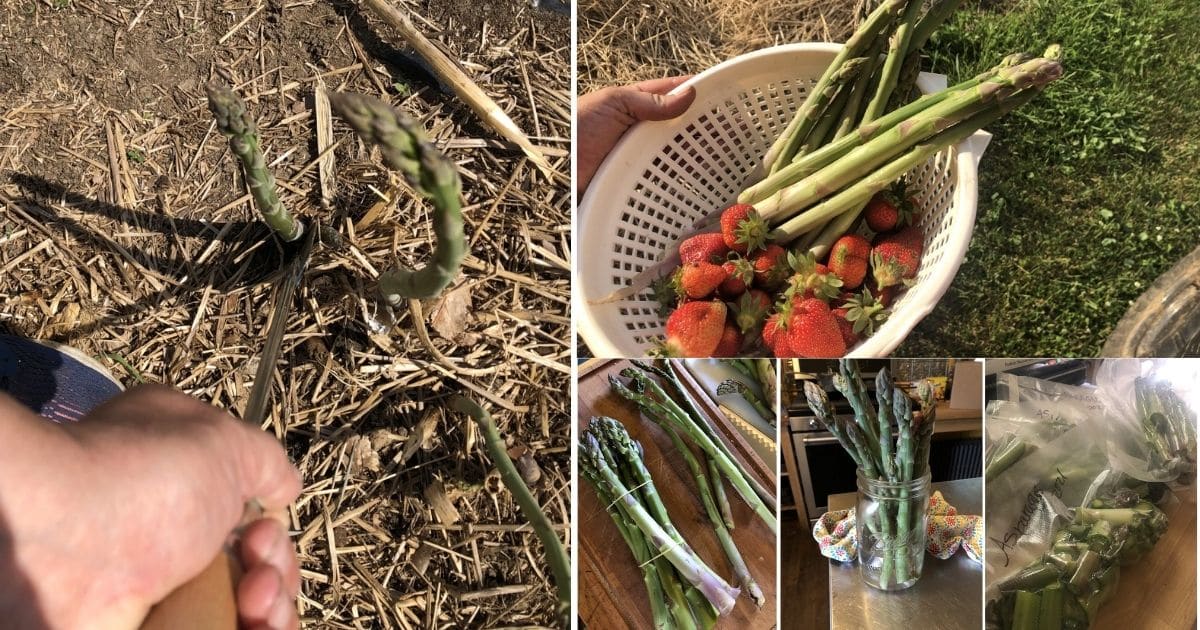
[579,0,865,92]
[0,0,569,627]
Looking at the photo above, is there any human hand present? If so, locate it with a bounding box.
[0,385,302,630]
[576,76,697,194]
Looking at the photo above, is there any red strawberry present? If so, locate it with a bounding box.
[719,258,755,298]
[732,289,771,333]
[863,180,918,233]
[662,301,727,356]
[827,234,870,289]
[679,232,730,264]
[712,323,744,357]
[783,298,847,358]
[872,226,923,288]
[785,252,843,302]
[673,262,727,299]
[720,203,769,254]
[832,307,860,349]
[750,244,789,289]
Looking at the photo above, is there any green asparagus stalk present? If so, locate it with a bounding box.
[716,378,774,422]
[875,368,897,482]
[740,51,1039,206]
[890,0,970,109]
[861,0,925,123]
[709,457,736,529]
[890,385,915,583]
[769,81,1050,243]
[580,431,742,615]
[665,426,766,607]
[450,397,570,624]
[205,83,304,242]
[328,93,465,302]
[798,78,856,158]
[756,55,1063,223]
[590,466,673,629]
[834,35,889,140]
[612,372,779,533]
[804,381,866,469]
[761,0,909,172]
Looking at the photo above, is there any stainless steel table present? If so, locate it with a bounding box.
[827,477,982,630]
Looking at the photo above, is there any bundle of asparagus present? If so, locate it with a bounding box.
[582,417,742,628]
[744,48,1063,245]
[989,481,1169,630]
[803,359,936,589]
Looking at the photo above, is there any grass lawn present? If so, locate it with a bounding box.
[898,0,1200,357]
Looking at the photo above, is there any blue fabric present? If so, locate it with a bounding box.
[0,335,122,422]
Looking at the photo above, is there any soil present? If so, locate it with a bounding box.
[0,0,571,626]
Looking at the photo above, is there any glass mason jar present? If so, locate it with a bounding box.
[855,470,931,591]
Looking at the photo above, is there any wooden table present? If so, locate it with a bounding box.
[1093,485,1196,630]
[578,359,778,629]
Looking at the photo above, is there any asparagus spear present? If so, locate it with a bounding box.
[589,465,673,629]
[768,81,1051,243]
[761,0,909,172]
[890,0,970,108]
[205,83,304,242]
[580,431,742,615]
[861,0,925,122]
[629,361,777,510]
[664,425,765,607]
[328,93,465,302]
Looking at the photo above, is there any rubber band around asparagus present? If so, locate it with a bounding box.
[205,83,304,242]
[450,396,571,625]
[328,92,465,303]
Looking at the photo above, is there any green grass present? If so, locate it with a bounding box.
[898,0,1200,357]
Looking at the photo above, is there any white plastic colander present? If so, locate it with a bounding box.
[577,43,991,357]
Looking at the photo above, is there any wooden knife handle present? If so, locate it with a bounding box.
[139,549,239,630]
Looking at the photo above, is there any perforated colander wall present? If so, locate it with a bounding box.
[579,44,982,357]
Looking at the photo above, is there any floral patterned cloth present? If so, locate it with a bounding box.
[812,490,982,564]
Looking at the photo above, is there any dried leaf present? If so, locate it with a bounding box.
[397,410,439,465]
[424,479,461,524]
[428,280,473,342]
[346,435,381,473]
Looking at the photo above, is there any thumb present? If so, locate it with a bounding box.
[617,85,696,122]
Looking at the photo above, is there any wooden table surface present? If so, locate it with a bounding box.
[1093,484,1196,630]
[578,359,778,629]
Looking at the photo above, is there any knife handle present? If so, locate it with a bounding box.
[139,548,240,630]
